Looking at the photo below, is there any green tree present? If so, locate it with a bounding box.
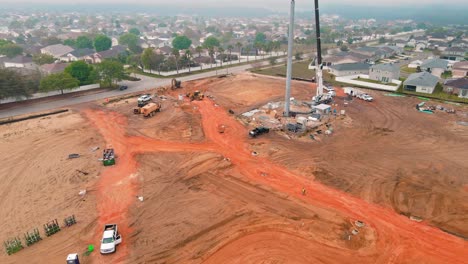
[269,56,277,66]
[64,39,76,47]
[141,48,164,73]
[172,48,180,74]
[119,33,140,53]
[75,36,93,49]
[95,60,124,87]
[0,68,34,99]
[336,40,343,46]
[203,36,220,49]
[94,35,112,52]
[218,47,225,66]
[379,37,386,44]
[184,49,192,73]
[64,61,94,85]
[172,35,192,50]
[129,28,141,36]
[295,52,303,60]
[227,45,234,64]
[39,72,79,94]
[255,32,267,44]
[347,37,353,44]
[0,44,23,58]
[340,45,349,52]
[41,37,62,46]
[236,42,242,63]
[32,53,55,65]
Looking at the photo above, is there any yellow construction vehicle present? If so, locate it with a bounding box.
[186,90,204,101]
[133,102,161,117]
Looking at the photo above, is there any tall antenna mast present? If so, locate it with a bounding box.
[314,0,324,97]
[284,0,295,117]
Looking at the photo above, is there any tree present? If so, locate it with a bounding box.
[64,39,76,47]
[41,37,62,46]
[208,47,215,68]
[227,45,234,64]
[218,47,225,66]
[236,42,242,63]
[0,44,23,58]
[94,34,112,52]
[340,45,349,52]
[195,46,203,57]
[119,33,140,53]
[141,48,164,73]
[0,68,34,99]
[32,53,55,65]
[95,60,125,87]
[172,35,192,50]
[244,46,251,62]
[129,28,141,36]
[347,37,353,44]
[65,61,94,85]
[336,40,343,46]
[255,32,267,44]
[75,36,93,49]
[379,37,386,44]
[294,52,303,60]
[172,48,180,74]
[39,72,80,95]
[269,56,277,66]
[184,49,192,73]
[203,36,220,49]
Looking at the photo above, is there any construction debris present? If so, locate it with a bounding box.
[410,216,423,222]
[64,215,77,227]
[355,220,365,228]
[68,154,80,159]
[24,229,42,246]
[4,237,23,255]
[351,229,359,235]
[43,219,61,237]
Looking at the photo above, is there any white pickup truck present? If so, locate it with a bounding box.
[100,224,122,254]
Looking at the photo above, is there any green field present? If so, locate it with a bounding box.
[400,66,417,74]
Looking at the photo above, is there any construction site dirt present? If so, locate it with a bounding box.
[0,73,467,264]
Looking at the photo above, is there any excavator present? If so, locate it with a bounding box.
[186,90,204,101]
[171,78,182,90]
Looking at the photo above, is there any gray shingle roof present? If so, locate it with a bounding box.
[445,78,468,89]
[420,58,449,69]
[404,72,439,87]
[330,63,370,71]
[371,63,399,72]
[69,48,95,57]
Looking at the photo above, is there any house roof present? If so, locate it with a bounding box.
[404,72,439,88]
[420,58,449,69]
[329,63,370,72]
[41,44,74,57]
[96,46,127,59]
[371,63,399,72]
[445,78,468,89]
[40,62,68,74]
[453,61,468,70]
[444,46,466,53]
[69,48,95,57]
[4,55,33,64]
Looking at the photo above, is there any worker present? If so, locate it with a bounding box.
[301,187,306,196]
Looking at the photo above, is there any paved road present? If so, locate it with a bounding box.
[0,63,257,119]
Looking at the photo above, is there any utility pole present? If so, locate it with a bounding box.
[284,0,295,117]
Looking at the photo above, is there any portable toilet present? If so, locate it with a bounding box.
[66,253,80,264]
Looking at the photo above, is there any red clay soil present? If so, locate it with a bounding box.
[84,97,467,263]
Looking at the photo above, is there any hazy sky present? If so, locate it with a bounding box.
[1,0,467,10]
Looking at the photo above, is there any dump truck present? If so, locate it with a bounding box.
[186,90,204,101]
[100,224,122,254]
[134,102,161,117]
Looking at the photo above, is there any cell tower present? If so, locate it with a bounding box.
[284,0,295,117]
[314,0,324,97]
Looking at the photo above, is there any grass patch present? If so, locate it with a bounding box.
[250,60,316,80]
[401,66,417,74]
[352,77,398,86]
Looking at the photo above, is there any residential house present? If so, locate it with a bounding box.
[3,56,36,69]
[328,63,371,77]
[41,44,74,58]
[415,42,428,52]
[440,47,466,61]
[403,72,439,94]
[40,62,69,75]
[428,40,449,51]
[85,46,127,64]
[444,78,468,98]
[408,60,423,68]
[60,48,95,62]
[450,39,468,48]
[420,58,449,77]
[392,39,407,48]
[452,61,468,78]
[369,63,400,83]
[156,46,173,55]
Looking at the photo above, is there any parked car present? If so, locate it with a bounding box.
[137,94,152,107]
[362,94,373,101]
[249,127,270,137]
[119,85,128,91]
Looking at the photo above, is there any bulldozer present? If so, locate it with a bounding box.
[186,90,204,101]
[133,102,161,117]
[171,78,182,90]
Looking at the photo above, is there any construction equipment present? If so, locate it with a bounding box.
[24,228,42,246]
[64,215,77,227]
[134,102,161,117]
[100,224,122,254]
[249,127,270,138]
[186,90,204,101]
[171,78,182,89]
[44,219,61,237]
[4,237,23,255]
[103,149,115,166]
[312,93,333,105]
